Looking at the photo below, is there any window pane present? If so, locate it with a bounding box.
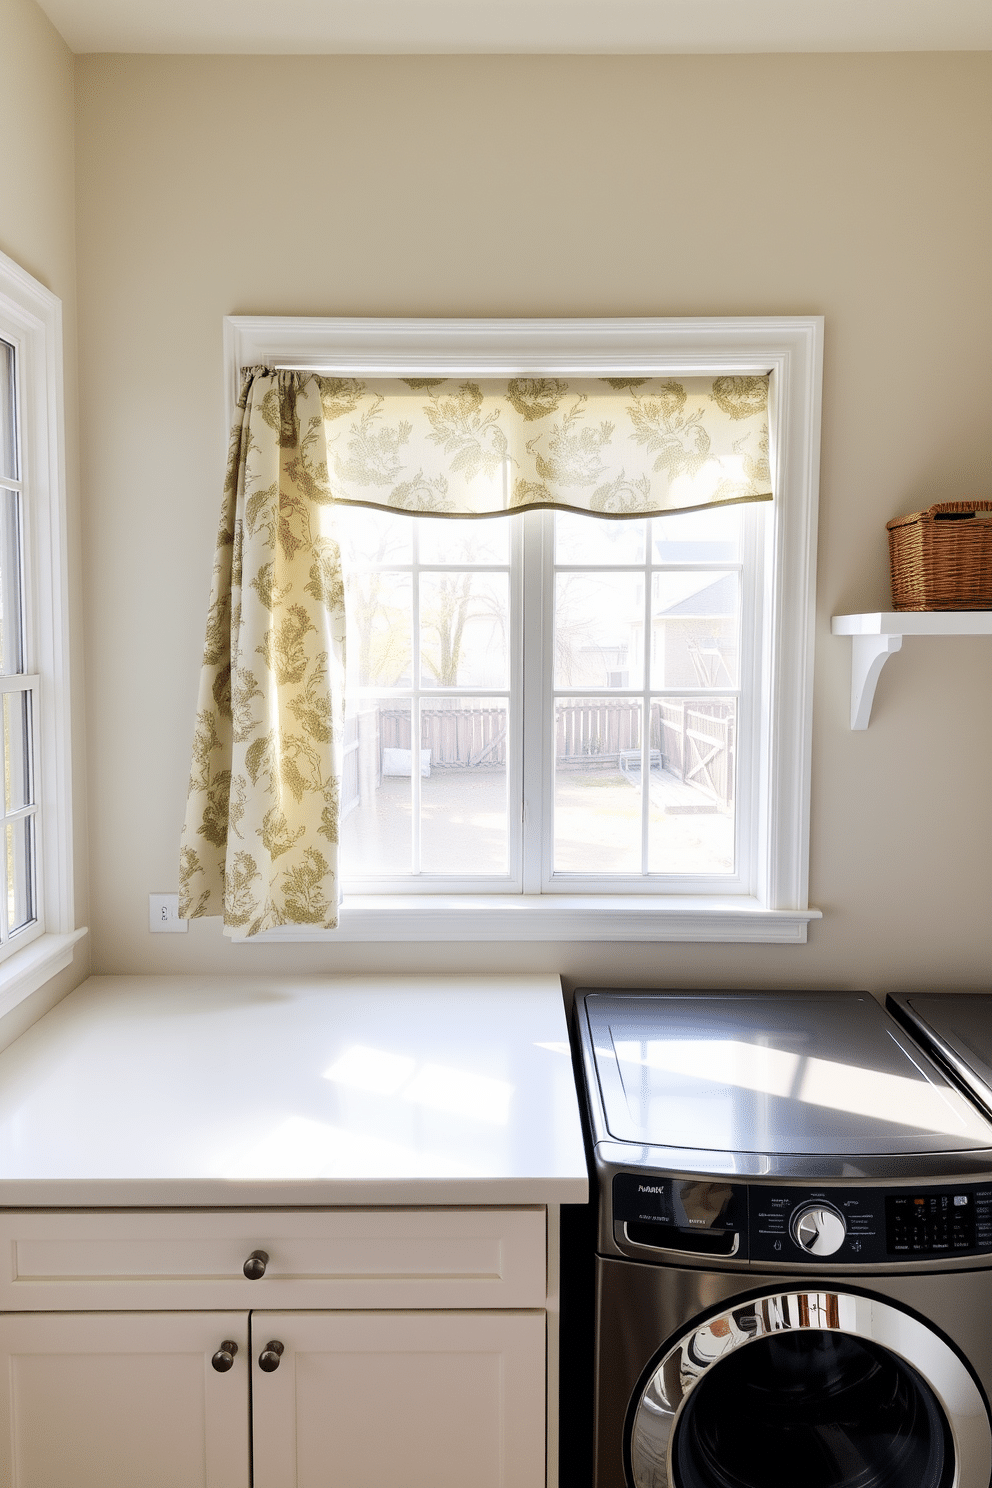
[421,697,509,875]
[554,572,642,689]
[336,505,413,567]
[420,572,508,688]
[0,486,24,674]
[648,697,736,874]
[651,504,743,563]
[555,512,645,565]
[650,571,740,688]
[6,815,34,933]
[3,689,32,811]
[417,515,508,565]
[340,699,414,876]
[554,697,642,873]
[0,340,15,481]
[344,569,412,689]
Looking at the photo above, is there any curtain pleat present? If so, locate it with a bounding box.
[180,369,345,938]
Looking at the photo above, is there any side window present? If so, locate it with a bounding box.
[0,337,38,943]
[0,249,77,997]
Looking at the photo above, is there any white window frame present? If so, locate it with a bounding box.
[223,316,823,944]
[0,250,83,1016]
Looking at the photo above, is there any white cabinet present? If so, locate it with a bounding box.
[0,1209,550,1488]
[0,1311,250,1488]
[251,1310,545,1488]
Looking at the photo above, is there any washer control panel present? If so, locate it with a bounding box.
[613,1173,992,1264]
[750,1187,874,1262]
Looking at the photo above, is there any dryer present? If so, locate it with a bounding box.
[888,994,992,1124]
[574,989,992,1488]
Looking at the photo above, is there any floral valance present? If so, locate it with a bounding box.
[290,371,771,518]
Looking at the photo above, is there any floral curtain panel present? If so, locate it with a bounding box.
[318,373,770,518]
[180,370,345,937]
[180,367,771,937]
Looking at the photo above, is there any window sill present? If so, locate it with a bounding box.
[0,928,88,1020]
[249,897,821,944]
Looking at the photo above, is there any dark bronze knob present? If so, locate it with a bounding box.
[258,1340,284,1373]
[211,1340,239,1373]
[243,1249,269,1280]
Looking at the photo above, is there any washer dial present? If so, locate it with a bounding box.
[792,1203,846,1256]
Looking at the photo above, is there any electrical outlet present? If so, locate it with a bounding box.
[149,893,188,933]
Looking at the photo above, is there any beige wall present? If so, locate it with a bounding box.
[0,0,89,1009]
[74,52,992,993]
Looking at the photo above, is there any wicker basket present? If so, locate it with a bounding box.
[887,501,992,611]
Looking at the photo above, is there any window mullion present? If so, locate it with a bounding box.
[738,501,766,897]
[641,527,653,876]
[410,526,422,875]
[520,510,547,895]
[505,511,524,892]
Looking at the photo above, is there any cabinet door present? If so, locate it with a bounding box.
[251,1310,546,1488]
[0,1312,249,1488]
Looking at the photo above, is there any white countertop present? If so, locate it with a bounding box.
[0,974,589,1207]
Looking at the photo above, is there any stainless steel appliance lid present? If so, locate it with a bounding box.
[581,991,992,1156]
[890,995,992,1118]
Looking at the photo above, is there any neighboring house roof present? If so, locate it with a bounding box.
[658,573,737,619]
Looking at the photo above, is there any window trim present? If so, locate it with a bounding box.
[0,249,82,1011]
[223,316,822,944]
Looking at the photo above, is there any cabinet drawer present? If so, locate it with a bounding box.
[0,1208,547,1311]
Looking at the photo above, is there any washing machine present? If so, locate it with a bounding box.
[574,989,992,1488]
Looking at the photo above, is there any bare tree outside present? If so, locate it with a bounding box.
[350,565,411,686]
[421,571,508,687]
[420,570,477,687]
[337,509,412,687]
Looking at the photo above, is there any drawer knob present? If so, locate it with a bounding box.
[211,1341,239,1373]
[258,1340,284,1373]
[243,1249,269,1280]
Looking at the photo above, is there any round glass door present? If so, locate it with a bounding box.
[628,1291,991,1488]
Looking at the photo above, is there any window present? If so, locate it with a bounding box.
[0,250,78,1012]
[224,317,822,944]
[0,336,38,939]
[337,502,757,893]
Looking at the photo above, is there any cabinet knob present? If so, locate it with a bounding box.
[211,1340,239,1373]
[258,1340,285,1373]
[243,1249,269,1280]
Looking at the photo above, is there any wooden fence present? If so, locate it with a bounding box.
[655,700,736,808]
[343,707,506,816]
[556,697,735,807]
[341,697,735,812]
[555,698,640,765]
[380,706,508,768]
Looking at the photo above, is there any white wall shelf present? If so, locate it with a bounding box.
[832,612,992,729]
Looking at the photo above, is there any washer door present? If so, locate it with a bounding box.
[628,1291,991,1488]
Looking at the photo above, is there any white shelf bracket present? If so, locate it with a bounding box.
[834,613,992,729]
[850,633,902,729]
